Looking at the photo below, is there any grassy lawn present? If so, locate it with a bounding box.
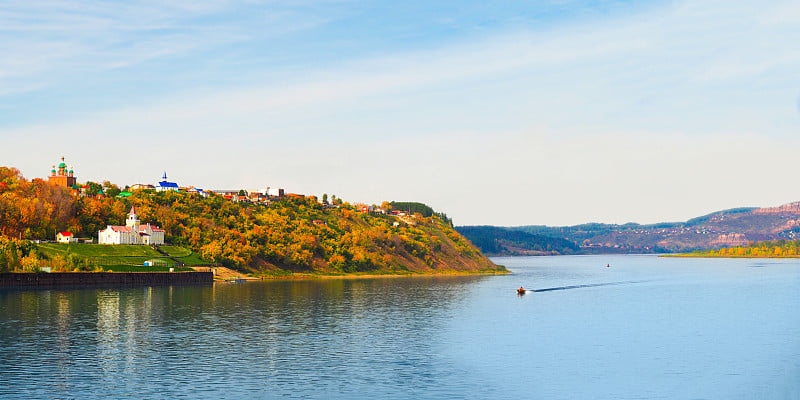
[159,245,192,257]
[159,246,210,265]
[37,243,210,268]
[160,245,210,265]
[102,265,195,272]
[175,253,209,265]
[39,243,162,258]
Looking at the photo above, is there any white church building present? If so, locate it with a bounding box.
[98,206,165,245]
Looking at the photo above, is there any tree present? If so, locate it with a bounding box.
[85,181,103,196]
[322,193,328,204]
[105,186,121,198]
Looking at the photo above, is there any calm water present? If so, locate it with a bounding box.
[1,255,799,399]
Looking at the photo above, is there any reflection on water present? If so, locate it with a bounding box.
[1,256,799,400]
[0,276,488,399]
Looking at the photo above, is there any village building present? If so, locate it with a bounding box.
[130,184,155,190]
[56,232,77,243]
[98,206,165,245]
[186,187,209,197]
[155,172,179,192]
[48,156,77,188]
[267,187,285,198]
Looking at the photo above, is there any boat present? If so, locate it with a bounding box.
[517,287,526,294]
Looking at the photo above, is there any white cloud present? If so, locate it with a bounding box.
[2,0,799,225]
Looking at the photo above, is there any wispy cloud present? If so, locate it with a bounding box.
[1,0,798,225]
[0,0,337,97]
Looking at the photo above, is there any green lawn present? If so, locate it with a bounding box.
[102,265,195,272]
[159,245,192,257]
[37,243,211,267]
[39,243,162,258]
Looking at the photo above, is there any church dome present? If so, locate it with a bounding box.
[58,162,67,168]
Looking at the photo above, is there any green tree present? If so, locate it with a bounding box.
[85,181,103,196]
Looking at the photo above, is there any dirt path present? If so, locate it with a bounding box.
[189,266,260,281]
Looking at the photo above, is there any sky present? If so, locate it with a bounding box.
[1,0,799,226]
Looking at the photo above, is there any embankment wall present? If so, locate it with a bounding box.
[0,272,213,288]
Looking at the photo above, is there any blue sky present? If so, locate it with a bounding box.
[1,0,799,226]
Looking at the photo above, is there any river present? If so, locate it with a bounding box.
[1,255,798,399]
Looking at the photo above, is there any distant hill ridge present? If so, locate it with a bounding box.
[458,201,800,255]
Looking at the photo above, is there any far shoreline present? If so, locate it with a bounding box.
[250,269,511,281]
[662,254,800,259]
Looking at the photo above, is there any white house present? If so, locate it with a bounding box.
[98,206,165,245]
[56,232,77,243]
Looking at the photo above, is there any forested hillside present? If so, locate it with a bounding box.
[0,167,503,275]
[456,225,580,255]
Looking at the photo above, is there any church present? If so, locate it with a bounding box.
[48,156,77,188]
[98,206,165,245]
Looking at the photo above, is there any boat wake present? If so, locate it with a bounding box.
[528,280,648,293]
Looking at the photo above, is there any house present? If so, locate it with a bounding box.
[187,187,208,197]
[155,172,179,192]
[130,184,155,191]
[56,232,77,243]
[267,188,285,198]
[98,206,165,245]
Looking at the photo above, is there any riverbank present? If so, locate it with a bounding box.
[255,269,510,281]
[663,254,800,258]
[0,271,213,288]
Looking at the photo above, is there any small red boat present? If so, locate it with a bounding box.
[517,287,526,294]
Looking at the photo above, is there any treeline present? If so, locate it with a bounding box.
[389,202,452,226]
[0,236,98,272]
[685,240,800,258]
[456,225,580,255]
[0,167,500,274]
[0,167,78,239]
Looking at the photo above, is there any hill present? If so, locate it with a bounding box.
[0,166,503,275]
[455,226,580,256]
[459,201,800,254]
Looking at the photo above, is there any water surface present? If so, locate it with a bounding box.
[1,255,798,399]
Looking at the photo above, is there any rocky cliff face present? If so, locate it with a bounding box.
[752,202,800,215]
[710,233,749,247]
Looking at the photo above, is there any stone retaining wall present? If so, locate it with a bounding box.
[0,272,213,288]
